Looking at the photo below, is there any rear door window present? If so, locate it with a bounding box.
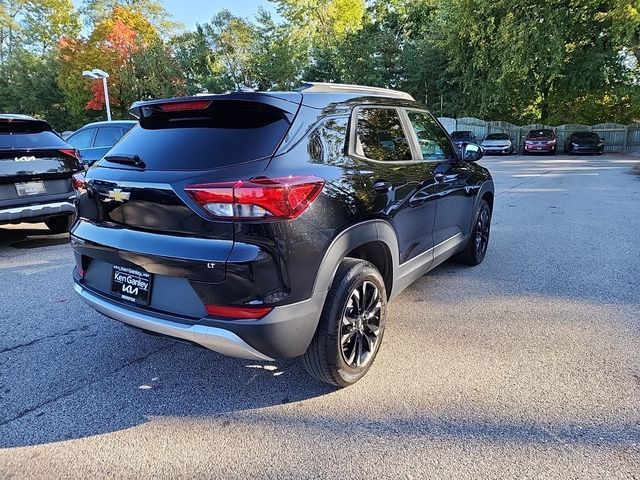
[101,101,291,171]
[94,127,123,147]
[67,128,95,149]
[354,107,413,161]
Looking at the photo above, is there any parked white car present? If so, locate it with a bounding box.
[481,133,514,154]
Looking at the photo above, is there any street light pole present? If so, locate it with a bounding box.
[82,68,112,122]
[101,77,112,121]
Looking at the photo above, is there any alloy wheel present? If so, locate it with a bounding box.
[475,209,490,258]
[340,281,382,367]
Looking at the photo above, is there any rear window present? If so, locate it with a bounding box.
[0,126,67,149]
[101,101,291,170]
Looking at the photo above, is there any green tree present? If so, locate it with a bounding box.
[22,0,80,53]
[0,50,73,128]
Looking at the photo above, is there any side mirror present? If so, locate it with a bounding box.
[463,143,484,162]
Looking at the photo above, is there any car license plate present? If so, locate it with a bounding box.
[15,181,46,196]
[111,265,152,305]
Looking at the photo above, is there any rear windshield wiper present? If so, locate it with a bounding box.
[104,154,146,169]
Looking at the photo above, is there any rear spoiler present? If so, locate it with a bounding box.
[128,92,303,121]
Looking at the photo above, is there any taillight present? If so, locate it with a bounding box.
[72,172,86,194]
[59,148,80,160]
[185,176,325,221]
[205,304,272,320]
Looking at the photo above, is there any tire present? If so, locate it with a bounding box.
[44,214,74,234]
[302,258,387,387]
[456,199,491,266]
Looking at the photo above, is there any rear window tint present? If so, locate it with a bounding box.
[101,102,290,170]
[0,130,67,149]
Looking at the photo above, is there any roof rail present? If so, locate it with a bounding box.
[297,82,415,101]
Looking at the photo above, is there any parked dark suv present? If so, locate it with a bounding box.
[1,115,82,233]
[71,83,494,386]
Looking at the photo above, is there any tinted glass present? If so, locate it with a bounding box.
[451,131,473,141]
[572,132,599,140]
[68,128,95,149]
[0,130,67,149]
[355,108,412,161]
[102,102,290,170]
[406,111,453,160]
[529,129,554,138]
[94,127,123,147]
[486,133,509,140]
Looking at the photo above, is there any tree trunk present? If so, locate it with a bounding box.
[540,84,550,123]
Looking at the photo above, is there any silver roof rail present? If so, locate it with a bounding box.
[297,82,415,101]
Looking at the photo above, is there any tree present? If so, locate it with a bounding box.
[22,0,80,53]
[0,49,72,128]
[432,0,630,123]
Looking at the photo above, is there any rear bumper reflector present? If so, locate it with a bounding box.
[205,304,273,320]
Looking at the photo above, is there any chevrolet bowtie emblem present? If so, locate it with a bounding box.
[107,188,131,202]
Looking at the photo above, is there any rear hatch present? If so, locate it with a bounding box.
[74,93,302,290]
[0,117,81,208]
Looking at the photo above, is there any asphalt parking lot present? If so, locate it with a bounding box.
[1,154,639,479]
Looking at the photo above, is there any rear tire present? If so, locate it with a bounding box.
[44,215,74,234]
[302,258,387,387]
[456,199,491,266]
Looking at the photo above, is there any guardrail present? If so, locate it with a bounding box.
[437,117,640,153]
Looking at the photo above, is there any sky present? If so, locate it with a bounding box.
[162,0,279,28]
[72,1,280,30]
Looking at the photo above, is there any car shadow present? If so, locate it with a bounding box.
[0,226,69,249]
[0,327,336,448]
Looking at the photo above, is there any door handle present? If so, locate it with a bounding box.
[373,180,392,193]
[434,172,446,182]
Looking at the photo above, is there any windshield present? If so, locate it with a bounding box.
[528,129,554,138]
[572,132,599,140]
[486,133,509,140]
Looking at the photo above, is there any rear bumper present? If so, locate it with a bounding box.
[73,277,326,360]
[0,199,75,224]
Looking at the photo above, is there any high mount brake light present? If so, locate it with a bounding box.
[185,176,325,221]
[157,100,212,112]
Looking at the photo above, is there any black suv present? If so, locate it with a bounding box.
[1,115,82,233]
[71,83,494,386]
